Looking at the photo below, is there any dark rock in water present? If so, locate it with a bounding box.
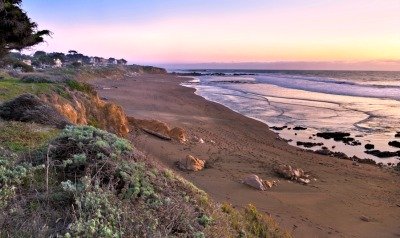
[364,150,400,158]
[388,141,400,148]
[293,126,307,131]
[316,132,351,140]
[395,132,400,138]
[364,144,375,150]
[335,137,353,143]
[173,72,203,76]
[296,141,323,148]
[322,146,328,150]
[350,140,361,146]
[270,126,287,131]
[210,72,226,76]
[316,131,358,145]
[0,93,70,129]
[233,73,256,76]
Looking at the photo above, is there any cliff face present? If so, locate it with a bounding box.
[71,65,167,82]
[41,89,130,137]
[33,65,166,137]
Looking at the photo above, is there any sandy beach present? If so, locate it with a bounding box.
[93,73,400,238]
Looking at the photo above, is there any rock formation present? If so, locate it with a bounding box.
[177,155,205,171]
[41,90,129,137]
[128,117,187,143]
[242,174,278,190]
[275,164,311,184]
[242,174,266,191]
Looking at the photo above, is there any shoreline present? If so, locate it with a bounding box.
[181,75,400,165]
[93,73,400,238]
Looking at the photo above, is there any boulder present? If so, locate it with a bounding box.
[275,165,295,179]
[170,127,187,142]
[297,178,310,184]
[242,174,266,191]
[293,126,307,131]
[364,143,375,150]
[296,141,323,148]
[275,164,312,185]
[192,136,205,144]
[262,180,277,189]
[364,149,400,158]
[177,155,205,172]
[270,126,287,131]
[388,141,400,148]
[128,117,187,143]
[0,93,70,129]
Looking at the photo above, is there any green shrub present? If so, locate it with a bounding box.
[66,79,95,95]
[63,177,123,238]
[20,73,53,83]
[0,158,44,208]
[12,61,34,72]
[198,214,213,227]
[118,161,155,200]
[221,203,292,238]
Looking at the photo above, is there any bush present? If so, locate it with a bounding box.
[66,79,95,95]
[20,73,53,83]
[0,158,44,208]
[221,203,292,238]
[12,61,34,72]
[0,125,289,237]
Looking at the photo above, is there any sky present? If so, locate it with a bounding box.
[22,0,400,70]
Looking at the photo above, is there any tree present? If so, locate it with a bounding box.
[48,52,66,62]
[107,57,116,64]
[33,50,46,58]
[0,0,50,59]
[117,58,127,65]
[68,50,78,55]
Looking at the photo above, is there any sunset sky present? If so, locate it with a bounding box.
[23,0,400,70]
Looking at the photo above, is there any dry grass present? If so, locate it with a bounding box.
[221,203,292,238]
[0,121,59,153]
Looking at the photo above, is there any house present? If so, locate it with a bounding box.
[54,58,62,68]
[107,58,117,65]
[117,59,127,65]
[22,59,32,66]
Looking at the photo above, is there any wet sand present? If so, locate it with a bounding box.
[93,74,400,238]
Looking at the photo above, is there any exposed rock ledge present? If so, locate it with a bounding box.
[128,117,187,143]
[41,89,130,137]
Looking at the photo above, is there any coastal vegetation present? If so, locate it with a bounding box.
[0,68,291,237]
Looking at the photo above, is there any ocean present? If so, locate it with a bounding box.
[179,69,400,165]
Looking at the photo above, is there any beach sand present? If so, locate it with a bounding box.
[93,74,400,238]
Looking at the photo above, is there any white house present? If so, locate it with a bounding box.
[22,59,32,66]
[54,58,62,68]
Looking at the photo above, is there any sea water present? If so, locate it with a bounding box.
[180,70,400,165]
